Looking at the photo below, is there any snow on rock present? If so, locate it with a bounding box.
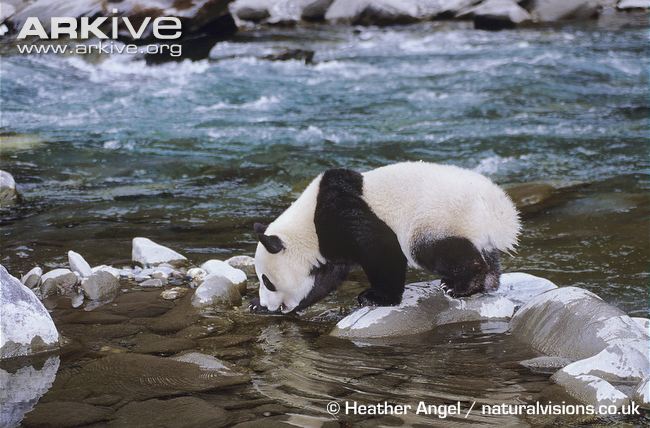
[67,250,92,277]
[0,355,59,427]
[21,267,42,289]
[41,268,78,297]
[225,255,256,276]
[0,265,60,359]
[191,274,242,308]
[200,260,247,292]
[81,271,120,301]
[132,237,187,267]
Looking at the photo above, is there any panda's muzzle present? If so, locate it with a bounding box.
[248,296,285,315]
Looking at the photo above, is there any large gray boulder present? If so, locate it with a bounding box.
[81,271,121,301]
[325,0,422,25]
[511,286,649,408]
[302,0,335,20]
[0,265,60,359]
[331,272,551,339]
[192,273,242,308]
[0,355,60,427]
[132,237,187,268]
[40,268,78,297]
[460,0,532,30]
[200,259,247,292]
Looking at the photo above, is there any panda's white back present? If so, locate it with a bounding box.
[361,162,520,267]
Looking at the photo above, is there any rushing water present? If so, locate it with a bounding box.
[0,21,648,426]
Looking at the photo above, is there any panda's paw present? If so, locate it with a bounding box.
[248,297,281,315]
[357,289,400,307]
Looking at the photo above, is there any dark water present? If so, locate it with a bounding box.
[0,22,648,426]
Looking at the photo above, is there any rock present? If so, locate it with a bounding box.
[81,271,120,301]
[617,0,650,9]
[161,287,188,300]
[192,274,242,308]
[0,265,60,359]
[21,267,42,289]
[129,333,195,355]
[91,265,121,278]
[511,286,649,408]
[529,0,601,22]
[41,268,78,296]
[632,377,650,408]
[0,170,18,204]
[632,317,649,332]
[0,355,59,428]
[331,281,514,338]
[68,250,92,277]
[187,267,208,282]
[551,372,629,408]
[263,49,315,64]
[510,286,648,361]
[173,352,241,375]
[226,255,256,276]
[492,272,557,308]
[140,278,164,288]
[22,401,114,427]
[132,237,187,268]
[108,397,228,428]
[520,356,573,373]
[0,2,16,24]
[302,0,334,21]
[200,260,247,291]
[41,353,249,403]
[233,0,271,22]
[461,0,532,30]
[326,0,421,25]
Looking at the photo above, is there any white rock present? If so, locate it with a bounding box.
[0,265,60,359]
[134,273,152,282]
[21,267,42,289]
[461,0,532,28]
[326,0,422,24]
[132,237,187,267]
[0,3,17,23]
[332,280,515,338]
[67,250,92,277]
[41,268,78,296]
[91,265,121,278]
[160,287,188,300]
[617,0,649,9]
[558,341,649,382]
[529,0,600,22]
[0,169,18,204]
[191,274,241,308]
[0,355,59,427]
[632,377,650,408]
[494,272,558,307]
[81,271,120,301]
[200,260,247,287]
[632,317,649,333]
[225,255,256,276]
[302,0,335,20]
[551,372,629,408]
[152,271,169,280]
[172,352,240,375]
[187,267,207,282]
[139,278,164,288]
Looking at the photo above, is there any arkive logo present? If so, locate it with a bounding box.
[16,9,182,40]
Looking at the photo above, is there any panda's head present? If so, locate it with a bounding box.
[251,222,317,314]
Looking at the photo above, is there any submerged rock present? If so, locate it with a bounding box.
[132,237,187,267]
[520,356,573,373]
[330,272,553,339]
[139,278,164,288]
[108,397,228,428]
[81,271,120,301]
[263,49,315,64]
[0,355,60,428]
[192,274,242,308]
[22,401,114,428]
[67,250,92,277]
[21,267,42,289]
[0,265,60,359]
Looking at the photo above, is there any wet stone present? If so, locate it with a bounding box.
[22,401,113,428]
[127,333,196,355]
[108,397,230,428]
[81,271,120,301]
[142,293,201,333]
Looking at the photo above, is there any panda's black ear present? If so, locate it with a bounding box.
[253,223,268,234]
[259,234,285,254]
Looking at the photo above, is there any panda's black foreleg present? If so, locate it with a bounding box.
[355,235,408,306]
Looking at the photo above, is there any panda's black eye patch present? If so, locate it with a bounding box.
[262,274,277,292]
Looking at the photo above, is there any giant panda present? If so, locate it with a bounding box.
[250,161,520,314]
